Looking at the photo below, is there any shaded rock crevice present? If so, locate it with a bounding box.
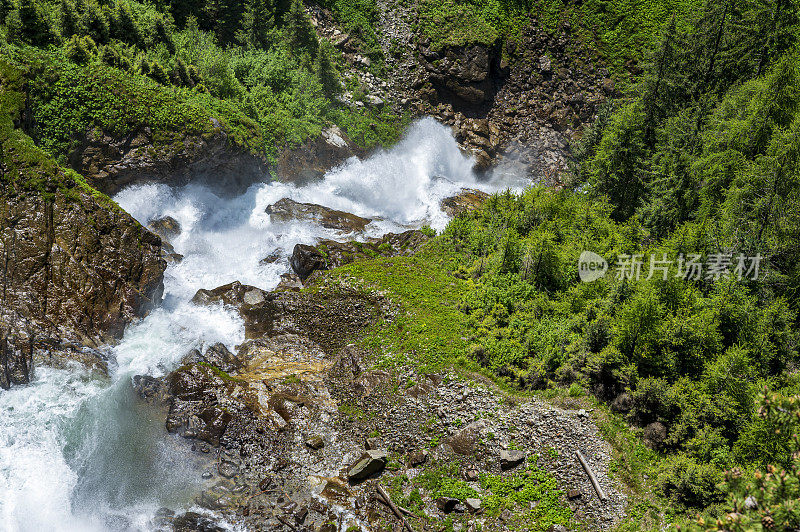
[68,126,270,197]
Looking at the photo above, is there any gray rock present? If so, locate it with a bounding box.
[243,289,265,306]
[290,244,327,280]
[218,461,238,478]
[347,450,388,481]
[408,449,428,467]
[500,449,526,470]
[465,498,482,513]
[148,215,181,239]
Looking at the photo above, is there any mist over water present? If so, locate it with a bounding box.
[0,118,524,531]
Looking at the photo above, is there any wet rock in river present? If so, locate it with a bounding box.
[259,249,282,265]
[148,215,181,239]
[275,273,304,292]
[290,244,328,280]
[267,198,372,232]
[440,188,489,217]
[277,125,362,184]
[202,342,243,373]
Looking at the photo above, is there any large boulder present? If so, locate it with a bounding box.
[289,230,432,281]
[148,215,182,239]
[0,184,165,346]
[347,449,388,481]
[289,244,328,280]
[266,198,372,232]
[421,42,501,106]
[440,189,489,217]
[277,126,362,184]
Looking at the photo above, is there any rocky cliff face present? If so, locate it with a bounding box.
[0,183,165,346]
[69,125,269,197]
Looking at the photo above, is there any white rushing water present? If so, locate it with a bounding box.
[0,118,523,531]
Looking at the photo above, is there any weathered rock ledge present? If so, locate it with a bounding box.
[69,125,269,197]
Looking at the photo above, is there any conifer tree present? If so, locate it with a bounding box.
[58,0,80,38]
[236,0,274,49]
[64,34,95,64]
[153,16,175,54]
[12,0,54,45]
[149,60,168,83]
[0,0,13,24]
[172,56,190,86]
[81,0,109,43]
[111,2,142,47]
[315,39,340,98]
[284,0,316,54]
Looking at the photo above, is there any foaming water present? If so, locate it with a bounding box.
[0,118,523,531]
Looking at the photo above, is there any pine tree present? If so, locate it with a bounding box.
[169,0,207,29]
[284,0,316,54]
[149,60,169,83]
[172,57,190,86]
[99,44,119,67]
[153,16,175,54]
[315,39,340,98]
[64,34,95,64]
[214,0,246,45]
[58,0,81,38]
[236,0,275,49]
[641,16,683,148]
[0,0,13,23]
[81,0,109,43]
[13,0,54,45]
[111,2,142,47]
[137,55,150,75]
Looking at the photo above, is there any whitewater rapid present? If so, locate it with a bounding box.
[0,118,522,531]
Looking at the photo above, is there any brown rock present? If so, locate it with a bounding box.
[71,127,268,197]
[0,184,165,346]
[277,126,362,184]
[267,198,371,232]
[408,449,428,466]
[440,189,489,217]
[289,244,328,280]
[148,215,181,239]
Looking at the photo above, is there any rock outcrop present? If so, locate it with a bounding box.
[420,42,502,108]
[69,126,269,197]
[289,229,432,280]
[0,185,165,346]
[440,188,489,216]
[266,198,372,232]
[276,126,362,183]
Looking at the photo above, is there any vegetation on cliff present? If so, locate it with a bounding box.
[320,0,800,529]
[0,0,406,172]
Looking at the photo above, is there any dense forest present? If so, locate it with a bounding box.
[1,0,800,529]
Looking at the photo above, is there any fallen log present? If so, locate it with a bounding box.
[376,485,416,532]
[576,450,607,501]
